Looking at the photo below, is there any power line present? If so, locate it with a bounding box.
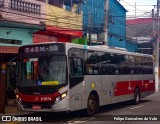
[120,0,152,14]
[0,0,154,43]
[109,18,152,42]
[108,9,152,34]
[2,0,83,22]
[123,5,155,6]
[127,11,151,13]
[0,1,124,43]
[0,8,82,29]
[82,1,152,42]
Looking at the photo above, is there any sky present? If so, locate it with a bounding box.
[119,0,157,19]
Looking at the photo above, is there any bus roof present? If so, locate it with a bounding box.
[65,43,153,58]
[19,42,153,58]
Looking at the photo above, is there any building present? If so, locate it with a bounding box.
[126,18,153,53]
[108,0,127,48]
[82,0,108,45]
[81,0,131,49]
[34,0,83,44]
[0,0,46,102]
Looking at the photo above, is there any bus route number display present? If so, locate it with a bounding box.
[24,45,59,53]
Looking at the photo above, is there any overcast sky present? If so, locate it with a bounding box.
[119,0,157,18]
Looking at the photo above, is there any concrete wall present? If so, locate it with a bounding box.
[0,0,46,25]
[0,27,35,46]
[46,5,82,30]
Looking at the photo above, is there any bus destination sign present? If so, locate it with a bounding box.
[24,45,61,53]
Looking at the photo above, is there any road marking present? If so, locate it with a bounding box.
[68,117,95,124]
[68,121,86,124]
[130,105,144,110]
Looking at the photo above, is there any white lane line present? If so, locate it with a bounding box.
[68,117,95,124]
[68,121,86,124]
[130,105,144,110]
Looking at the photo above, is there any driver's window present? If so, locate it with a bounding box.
[70,58,83,77]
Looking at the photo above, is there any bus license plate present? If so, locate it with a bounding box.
[32,105,41,110]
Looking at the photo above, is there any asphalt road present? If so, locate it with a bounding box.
[2,92,160,124]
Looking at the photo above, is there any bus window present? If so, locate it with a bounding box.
[134,56,143,74]
[70,57,83,77]
[127,55,135,74]
[143,57,153,74]
[105,53,118,75]
[20,58,38,86]
[85,51,101,75]
[47,56,66,83]
[117,54,135,74]
[69,48,84,88]
[18,55,67,87]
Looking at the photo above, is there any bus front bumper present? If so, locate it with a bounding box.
[16,97,70,112]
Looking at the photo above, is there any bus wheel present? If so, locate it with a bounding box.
[87,94,96,116]
[134,88,141,105]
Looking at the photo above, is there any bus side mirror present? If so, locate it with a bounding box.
[9,60,16,75]
[9,57,17,71]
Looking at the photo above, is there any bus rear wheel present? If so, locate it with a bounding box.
[87,94,97,116]
[134,88,141,105]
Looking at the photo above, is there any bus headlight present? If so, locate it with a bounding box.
[61,92,67,99]
[55,92,67,104]
[16,94,21,103]
[16,94,19,99]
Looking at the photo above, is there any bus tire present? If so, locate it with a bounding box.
[87,94,97,116]
[134,88,141,105]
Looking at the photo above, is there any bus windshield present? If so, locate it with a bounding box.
[17,55,66,87]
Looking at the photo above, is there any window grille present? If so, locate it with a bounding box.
[10,0,41,15]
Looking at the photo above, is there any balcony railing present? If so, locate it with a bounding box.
[0,0,4,7]
[10,0,41,15]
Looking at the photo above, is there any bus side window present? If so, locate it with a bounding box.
[143,57,153,74]
[85,51,101,75]
[117,54,135,74]
[134,56,143,74]
[104,53,118,75]
[70,57,83,77]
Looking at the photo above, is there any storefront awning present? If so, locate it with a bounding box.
[35,26,82,37]
[0,46,19,54]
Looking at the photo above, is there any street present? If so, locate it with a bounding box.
[0,0,159,124]
[1,92,160,124]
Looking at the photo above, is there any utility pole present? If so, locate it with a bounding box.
[152,8,156,54]
[88,12,92,45]
[135,2,136,19]
[155,0,160,92]
[104,0,109,45]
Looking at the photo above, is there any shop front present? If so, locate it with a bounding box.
[0,46,18,113]
[33,26,82,43]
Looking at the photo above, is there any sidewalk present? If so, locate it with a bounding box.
[0,99,30,120]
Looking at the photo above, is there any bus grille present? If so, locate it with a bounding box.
[21,101,54,109]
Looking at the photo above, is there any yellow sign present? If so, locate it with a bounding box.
[42,81,59,86]
[92,83,95,89]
